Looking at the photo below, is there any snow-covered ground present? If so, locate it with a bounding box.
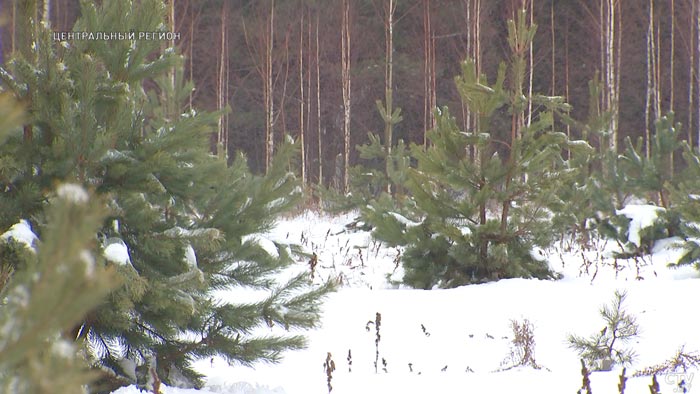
[110,209,700,394]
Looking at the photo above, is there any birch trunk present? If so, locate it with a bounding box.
[299,6,306,185]
[341,0,352,194]
[316,13,323,190]
[266,0,275,172]
[384,0,396,194]
[697,2,700,148]
[217,2,227,156]
[645,0,654,159]
[688,0,695,146]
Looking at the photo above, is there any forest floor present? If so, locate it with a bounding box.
[112,209,700,394]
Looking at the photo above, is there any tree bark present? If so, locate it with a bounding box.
[384,0,396,194]
[670,0,675,113]
[645,0,655,158]
[217,1,228,157]
[526,0,534,128]
[688,0,696,146]
[299,5,306,185]
[696,0,700,148]
[423,0,436,147]
[266,0,275,172]
[341,0,352,194]
[316,12,323,191]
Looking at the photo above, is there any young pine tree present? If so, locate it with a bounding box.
[0,1,332,390]
[1,92,120,393]
[363,9,588,288]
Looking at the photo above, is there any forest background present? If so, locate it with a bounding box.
[1,0,699,189]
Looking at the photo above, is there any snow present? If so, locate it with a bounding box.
[81,249,96,277]
[184,244,198,268]
[242,234,280,259]
[387,212,422,228]
[103,239,132,266]
[110,210,700,394]
[1,219,38,251]
[616,204,666,247]
[56,183,89,204]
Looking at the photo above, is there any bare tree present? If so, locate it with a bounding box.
[423,0,436,146]
[242,0,277,172]
[217,1,228,157]
[526,0,534,128]
[670,0,676,113]
[688,0,696,146]
[266,0,275,172]
[462,0,482,162]
[645,0,654,158]
[550,1,555,97]
[341,0,352,194]
[601,0,620,153]
[42,0,50,27]
[299,4,307,185]
[316,11,323,190]
[381,0,398,193]
[696,0,700,148]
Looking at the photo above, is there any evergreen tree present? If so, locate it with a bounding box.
[0,92,118,393]
[670,143,700,269]
[363,9,588,288]
[0,183,119,394]
[619,114,684,210]
[0,0,331,390]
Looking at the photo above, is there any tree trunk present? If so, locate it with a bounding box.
[670,0,675,113]
[688,0,695,147]
[42,0,50,27]
[645,0,654,158]
[526,0,534,128]
[603,0,619,153]
[307,9,312,184]
[299,5,306,185]
[217,1,227,157]
[697,0,700,149]
[384,0,396,194]
[266,0,275,172]
[423,0,436,147]
[189,3,194,110]
[316,12,323,191]
[565,11,571,158]
[341,0,352,194]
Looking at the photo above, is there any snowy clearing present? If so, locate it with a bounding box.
[112,208,700,394]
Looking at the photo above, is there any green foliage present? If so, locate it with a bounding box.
[669,144,700,269]
[620,114,684,209]
[567,290,639,371]
[0,184,119,394]
[0,0,333,390]
[362,10,577,288]
[323,133,412,211]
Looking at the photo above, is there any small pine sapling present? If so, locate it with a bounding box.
[568,290,639,370]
